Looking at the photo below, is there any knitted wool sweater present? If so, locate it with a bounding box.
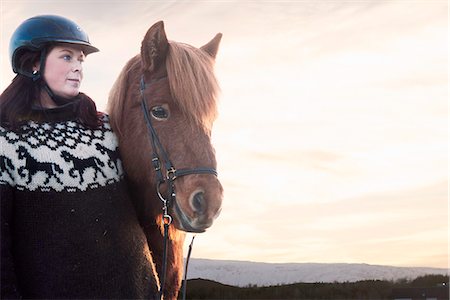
[0,104,159,299]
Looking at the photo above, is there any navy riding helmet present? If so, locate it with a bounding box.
[9,15,99,76]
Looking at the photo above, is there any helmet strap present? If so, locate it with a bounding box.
[35,48,47,81]
[35,48,60,104]
[16,47,78,106]
[41,80,78,106]
[15,48,46,81]
[15,68,40,81]
[37,48,77,106]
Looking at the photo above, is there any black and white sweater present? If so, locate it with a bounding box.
[0,106,158,299]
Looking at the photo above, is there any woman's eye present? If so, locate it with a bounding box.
[151,106,169,120]
[63,55,72,61]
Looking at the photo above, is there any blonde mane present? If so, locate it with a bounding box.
[107,55,141,137]
[108,42,219,136]
[166,41,220,132]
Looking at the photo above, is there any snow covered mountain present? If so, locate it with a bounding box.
[186,258,449,287]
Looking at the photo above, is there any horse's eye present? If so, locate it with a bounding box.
[151,106,169,120]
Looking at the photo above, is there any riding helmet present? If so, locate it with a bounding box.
[9,14,99,74]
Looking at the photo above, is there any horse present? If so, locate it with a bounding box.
[16,145,63,185]
[60,150,106,185]
[107,21,223,299]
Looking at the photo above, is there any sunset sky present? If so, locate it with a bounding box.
[1,0,448,269]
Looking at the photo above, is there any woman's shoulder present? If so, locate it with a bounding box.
[97,112,112,128]
[0,124,7,135]
[0,125,19,187]
[97,112,119,138]
[0,123,13,134]
[0,124,20,143]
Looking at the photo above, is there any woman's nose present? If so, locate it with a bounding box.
[72,60,83,72]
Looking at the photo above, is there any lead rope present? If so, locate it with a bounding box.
[182,235,196,300]
[159,221,170,300]
[157,180,174,300]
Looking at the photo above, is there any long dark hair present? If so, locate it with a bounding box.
[0,47,102,130]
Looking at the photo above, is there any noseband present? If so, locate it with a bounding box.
[139,75,217,299]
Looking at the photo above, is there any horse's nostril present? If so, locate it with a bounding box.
[192,192,205,213]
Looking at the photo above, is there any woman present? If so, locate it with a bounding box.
[0,15,159,299]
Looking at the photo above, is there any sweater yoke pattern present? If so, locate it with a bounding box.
[0,116,124,192]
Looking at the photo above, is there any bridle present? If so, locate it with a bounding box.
[139,75,217,299]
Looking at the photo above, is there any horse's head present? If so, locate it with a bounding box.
[108,21,223,233]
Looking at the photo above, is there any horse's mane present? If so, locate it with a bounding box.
[107,55,140,137]
[108,41,219,136]
[166,41,219,132]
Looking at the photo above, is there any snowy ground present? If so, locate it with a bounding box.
[186,258,449,287]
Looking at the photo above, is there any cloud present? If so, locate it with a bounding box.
[194,180,448,267]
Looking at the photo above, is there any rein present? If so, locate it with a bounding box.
[139,75,217,299]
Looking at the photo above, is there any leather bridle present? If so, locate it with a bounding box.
[139,75,217,299]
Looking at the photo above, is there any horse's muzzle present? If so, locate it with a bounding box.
[172,187,222,233]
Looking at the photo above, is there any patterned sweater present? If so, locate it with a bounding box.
[0,105,158,299]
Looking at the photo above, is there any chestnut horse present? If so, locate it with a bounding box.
[107,21,223,299]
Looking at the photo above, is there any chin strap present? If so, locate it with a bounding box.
[39,81,74,106]
[15,48,57,103]
[41,82,57,102]
[34,48,69,106]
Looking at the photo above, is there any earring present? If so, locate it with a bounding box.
[32,70,38,75]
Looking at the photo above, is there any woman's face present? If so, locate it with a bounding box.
[39,45,86,98]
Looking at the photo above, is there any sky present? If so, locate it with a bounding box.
[0,0,448,269]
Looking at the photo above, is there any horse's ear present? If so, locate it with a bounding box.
[141,21,169,72]
[201,33,222,59]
